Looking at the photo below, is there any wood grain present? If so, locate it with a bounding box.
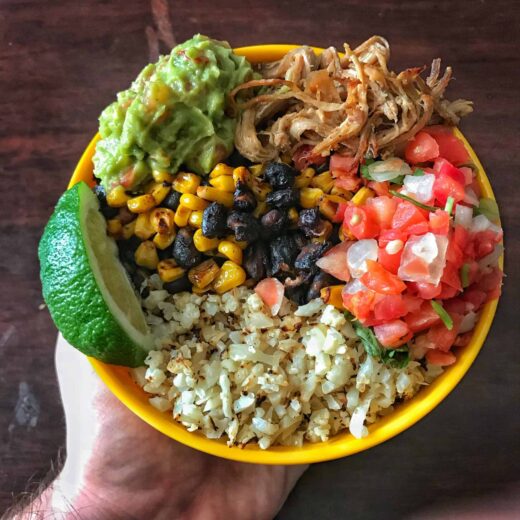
[1,0,519,517]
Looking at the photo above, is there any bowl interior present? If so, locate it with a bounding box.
[69,45,502,465]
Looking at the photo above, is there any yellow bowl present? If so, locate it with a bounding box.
[68,44,502,465]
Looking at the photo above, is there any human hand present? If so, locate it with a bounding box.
[25,335,307,519]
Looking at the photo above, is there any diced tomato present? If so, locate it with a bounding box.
[405,131,440,164]
[343,205,379,239]
[442,297,468,315]
[342,288,376,322]
[404,301,442,333]
[429,209,450,235]
[403,294,423,314]
[360,260,407,295]
[459,166,474,186]
[441,262,462,292]
[366,196,397,229]
[426,349,457,366]
[477,267,503,301]
[378,246,402,275]
[407,281,442,300]
[437,283,459,299]
[378,229,407,247]
[374,294,407,321]
[433,158,466,184]
[453,225,470,250]
[254,278,285,316]
[335,176,362,191]
[391,201,428,231]
[405,221,430,236]
[316,241,352,282]
[426,313,461,352]
[433,171,465,205]
[368,180,390,197]
[446,237,464,268]
[423,126,470,166]
[374,320,412,348]
[332,202,348,223]
[330,154,358,178]
[454,332,473,347]
[472,230,502,259]
[461,287,487,310]
[293,145,326,171]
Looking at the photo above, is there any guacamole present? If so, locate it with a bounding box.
[93,35,253,189]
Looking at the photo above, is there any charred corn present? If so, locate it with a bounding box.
[157,260,185,283]
[134,212,156,240]
[121,220,136,240]
[311,170,334,193]
[107,185,130,207]
[320,285,345,310]
[188,210,203,228]
[174,205,192,227]
[106,218,122,237]
[193,229,219,252]
[150,208,176,235]
[351,187,374,206]
[180,194,209,211]
[153,231,176,250]
[152,170,174,183]
[300,187,324,208]
[148,182,171,204]
[188,259,220,289]
[196,186,233,207]
[252,200,268,218]
[218,240,243,264]
[294,167,315,188]
[288,207,299,225]
[135,241,159,270]
[172,172,201,194]
[225,235,248,249]
[213,261,246,294]
[209,163,234,178]
[209,175,235,192]
[232,166,249,185]
[249,164,264,176]
[127,194,157,213]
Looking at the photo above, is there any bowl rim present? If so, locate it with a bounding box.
[69,44,502,465]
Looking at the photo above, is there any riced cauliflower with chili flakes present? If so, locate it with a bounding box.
[133,276,441,448]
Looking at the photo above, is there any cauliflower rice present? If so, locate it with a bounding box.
[133,275,442,449]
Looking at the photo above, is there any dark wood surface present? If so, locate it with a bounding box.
[1,0,519,517]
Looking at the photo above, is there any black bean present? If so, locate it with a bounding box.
[163,274,192,294]
[285,284,310,306]
[233,181,257,212]
[118,206,136,225]
[266,187,299,209]
[263,162,296,189]
[294,242,332,271]
[260,209,288,237]
[161,190,182,211]
[268,235,299,276]
[93,185,118,219]
[307,271,337,301]
[227,211,261,242]
[172,228,203,268]
[298,208,329,238]
[243,242,267,281]
[202,202,228,238]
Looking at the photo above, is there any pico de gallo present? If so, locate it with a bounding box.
[317,126,503,367]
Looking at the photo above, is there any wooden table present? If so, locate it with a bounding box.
[1,0,519,517]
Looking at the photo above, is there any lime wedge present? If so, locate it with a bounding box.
[39,181,151,366]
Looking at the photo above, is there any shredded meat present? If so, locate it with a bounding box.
[231,36,473,163]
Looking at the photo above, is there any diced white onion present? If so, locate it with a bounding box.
[347,239,378,278]
[454,204,473,229]
[478,244,503,270]
[367,157,412,182]
[471,214,501,234]
[402,174,436,203]
[459,312,478,334]
[463,187,479,207]
[410,232,438,263]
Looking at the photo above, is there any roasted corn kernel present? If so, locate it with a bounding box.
[351,187,374,206]
[311,170,334,193]
[213,261,246,294]
[233,166,249,185]
[248,177,271,201]
[192,285,213,295]
[252,200,268,218]
[107,185,130,208]
[288,207,299,225]
[331,186,353,199]
[193,229,219,252]
[152,170,174,183]
[179,193,209,211]
[188,210,203,228]
[209,163,234,178]
[157,260,185,283]
[319,197,339,221]
[134,212,155,240]
[218,240,243,264]
[121,220,136,240]
[148,182,171,204]
[107,218,122,237]
[280,152,292,164]
[127,194,157,213]
[188,259,220,289]
[294,167,315,188]
[209,175,235,192]
[153,231,176,250]
[300,187,324,208]
[174,205,192,227]
[196,186,233,207]
[172,172,201,194]
[134,241,159,270]
[249,164,264,176]
[225,235,248,249]
[320,285,345,310]
[150,207,176,235]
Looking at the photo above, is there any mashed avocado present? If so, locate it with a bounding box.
[93,35,253,189]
